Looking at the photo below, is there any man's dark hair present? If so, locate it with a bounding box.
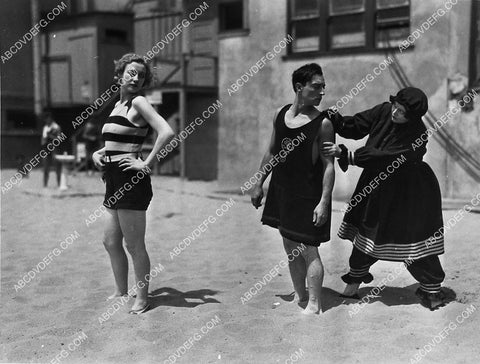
[292,63,323,92]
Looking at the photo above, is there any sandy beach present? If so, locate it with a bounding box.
[1,169,479,364]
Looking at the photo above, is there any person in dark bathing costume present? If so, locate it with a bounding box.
[322,87,446,310]
[251,64,335,315]
[41,111,62,188]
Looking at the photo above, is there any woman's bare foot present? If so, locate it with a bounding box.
[107,292,129,300]
[131,296,148,309]
[129,299,150,314]
[342,283,360,297]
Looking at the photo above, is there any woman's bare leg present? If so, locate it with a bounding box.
[283,238,308,302]
[103,208,128,297]
[300,245,324,315]
[118,209,150,311]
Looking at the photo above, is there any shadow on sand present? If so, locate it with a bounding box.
[148,287,220,310]
[277,285,457,312]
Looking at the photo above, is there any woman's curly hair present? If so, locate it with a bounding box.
[113,53,153,87]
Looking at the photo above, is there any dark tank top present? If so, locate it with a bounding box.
[271,104,328,199]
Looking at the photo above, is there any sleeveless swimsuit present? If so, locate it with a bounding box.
[261,104,331,246]
[101,96,153,210]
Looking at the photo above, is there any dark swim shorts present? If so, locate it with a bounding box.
[102,162,153,211]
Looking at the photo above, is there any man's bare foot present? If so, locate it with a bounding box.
[302,302,321,315]
[294,291,309,303]
[342,283,360,297]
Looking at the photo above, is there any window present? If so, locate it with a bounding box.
[328,0,366,49]
[469,0,480,87]
[105,29,128,43]
[375,0,410,48]
[6,110,36,129]
[290,0,319,52]
[287,0,410,54]
[218,0,248,34]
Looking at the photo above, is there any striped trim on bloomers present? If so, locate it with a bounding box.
[338,222,444,262]
[349,266,372,278]
[420,282,442,293]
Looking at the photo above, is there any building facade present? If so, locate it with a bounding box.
[1,0,133,167]
[1,0,220,180]
[2,0,479,199]
[216,0,480,200]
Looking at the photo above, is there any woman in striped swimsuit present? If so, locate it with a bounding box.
[92,53,174,314]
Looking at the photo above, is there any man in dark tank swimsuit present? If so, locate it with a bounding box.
[251,63,335,315]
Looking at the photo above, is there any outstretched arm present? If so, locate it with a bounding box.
[329,103,386,140]
[322,141,426,171]
[344,143,426,169]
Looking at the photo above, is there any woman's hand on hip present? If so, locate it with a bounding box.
[92,151,105,170]
[119,157,150,173]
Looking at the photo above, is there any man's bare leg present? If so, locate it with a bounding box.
[300,245,324,314]
[282,238,308,303]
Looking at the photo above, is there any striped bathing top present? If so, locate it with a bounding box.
[102,97,149,157]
